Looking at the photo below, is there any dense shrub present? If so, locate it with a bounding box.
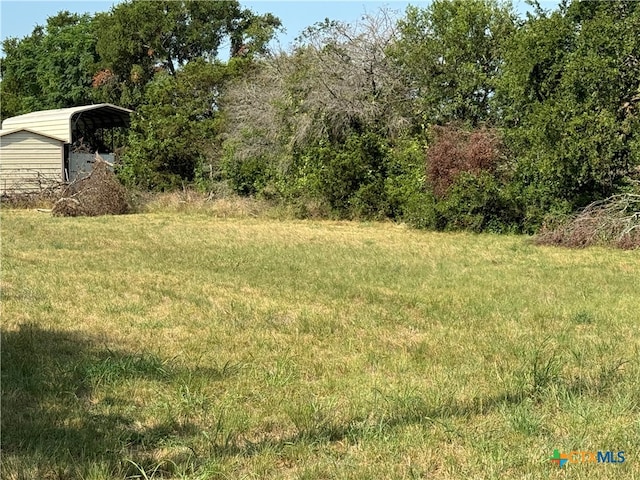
[220,152,271,197]
[435,171,516,232]
[318,133,390,218]
[384,138,437,229]
[426,125,503,199]
[423,125,518,231]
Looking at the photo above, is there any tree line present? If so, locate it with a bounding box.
[2,0,639,232]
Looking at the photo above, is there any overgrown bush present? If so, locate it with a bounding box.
[266,132,393,220]
[318,133,389,218]
[426,125,503,198]
[435,171,515,232]
[424,124,516,231]
[384,138,437,229]
[220,152,271,197]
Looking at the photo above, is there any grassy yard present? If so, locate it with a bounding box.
[1,208,639,479]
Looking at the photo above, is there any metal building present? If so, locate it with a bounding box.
[0,104,132,194]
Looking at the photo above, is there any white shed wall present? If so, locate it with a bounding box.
[0,131,64,194]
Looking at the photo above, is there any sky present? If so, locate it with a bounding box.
[0,0,559,57]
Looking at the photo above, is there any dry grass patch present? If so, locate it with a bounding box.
[135,189,274,218]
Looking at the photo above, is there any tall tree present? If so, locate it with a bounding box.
[391,0,517,126]
[104,0,282,188]
[94,0,280,85]
[0,12,97,120]
[119,59,230,189]
[498,0,640,227]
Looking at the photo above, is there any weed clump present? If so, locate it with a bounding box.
[1,189,61,209]
[52,154,129,217]
[535,193,640,249]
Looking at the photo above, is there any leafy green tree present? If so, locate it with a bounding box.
[118,60,231,190]
[0,12,97,120]
[89,1,278,188]
[93,0,281,188]
[0,32,43,119]
[495,2,574,120]
[391,0,517,126]
[499,0,640,228]
[93,0,280,102]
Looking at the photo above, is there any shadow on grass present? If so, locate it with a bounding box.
[219,374,620,460]
[224,390,530,458]
[4,323,625,477]
[0,323,205,479]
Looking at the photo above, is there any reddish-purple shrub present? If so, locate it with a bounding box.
[426,125,503,198]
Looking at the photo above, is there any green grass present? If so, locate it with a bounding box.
[1,209,639,479]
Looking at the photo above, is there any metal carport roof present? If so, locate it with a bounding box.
[1,104,132,144]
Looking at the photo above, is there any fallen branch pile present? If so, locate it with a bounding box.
[535,194,640,249]
[52,154,129,217]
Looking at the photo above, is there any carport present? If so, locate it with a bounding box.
[0,103,132,193]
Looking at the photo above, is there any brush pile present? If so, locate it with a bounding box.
[535,193,640,249]
[52,154,129,217]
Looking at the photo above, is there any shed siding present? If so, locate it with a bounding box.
[0,131,63,194]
